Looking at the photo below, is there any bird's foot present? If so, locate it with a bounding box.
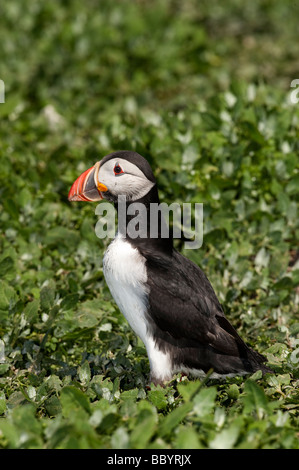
[148,373,171,388]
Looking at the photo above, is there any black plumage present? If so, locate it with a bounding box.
[145,249,271,377]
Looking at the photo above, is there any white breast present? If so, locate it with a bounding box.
[103,235,149,344]
[103,234,173,383]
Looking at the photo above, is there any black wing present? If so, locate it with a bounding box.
[145,249,264,361]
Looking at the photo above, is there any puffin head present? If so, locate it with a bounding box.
[68,150,156,204]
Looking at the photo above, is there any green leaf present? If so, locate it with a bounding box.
[0,404,43,448]
[60,386,91,418]
[175,425,202,449]
[0,363,10,375]
[254,247,270,269]
[23,299,39,323]
[44,396,62,417]
[273,276,293,291]
[40,286,55,311]
[0,391,7,414]
[78,360,91,386]
[227,384,240,400]
[111,427,130,449]
[75,299,104,328]
[0,257,15,278]
[209,418,242,449]
[159,402,193,437]
[130,409,157,448]
[0,281,18,311]
[120,389,139,401]
[147,387,168,411]
[177,380,202,402]
[193,387,217,418]
[242,380,269,419]
[60,293,79,311]
[182,144,199,168]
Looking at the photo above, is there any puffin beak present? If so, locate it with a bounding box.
[68,161,107,202]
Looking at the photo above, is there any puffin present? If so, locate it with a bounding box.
[68,150,272,385]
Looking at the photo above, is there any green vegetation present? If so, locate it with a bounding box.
[0,0,298,449]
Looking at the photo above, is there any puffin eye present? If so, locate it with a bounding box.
[113,164,124,176]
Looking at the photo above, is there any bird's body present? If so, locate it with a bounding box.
[69,150,272,384]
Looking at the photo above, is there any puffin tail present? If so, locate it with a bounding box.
[245,346,273,375]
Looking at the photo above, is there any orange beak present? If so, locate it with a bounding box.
[68,161,107,202]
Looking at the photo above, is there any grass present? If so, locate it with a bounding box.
[0,0,298,449]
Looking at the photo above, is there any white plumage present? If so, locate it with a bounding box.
[103,234,173,382]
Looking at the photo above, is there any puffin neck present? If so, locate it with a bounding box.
[114,185,174,256]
